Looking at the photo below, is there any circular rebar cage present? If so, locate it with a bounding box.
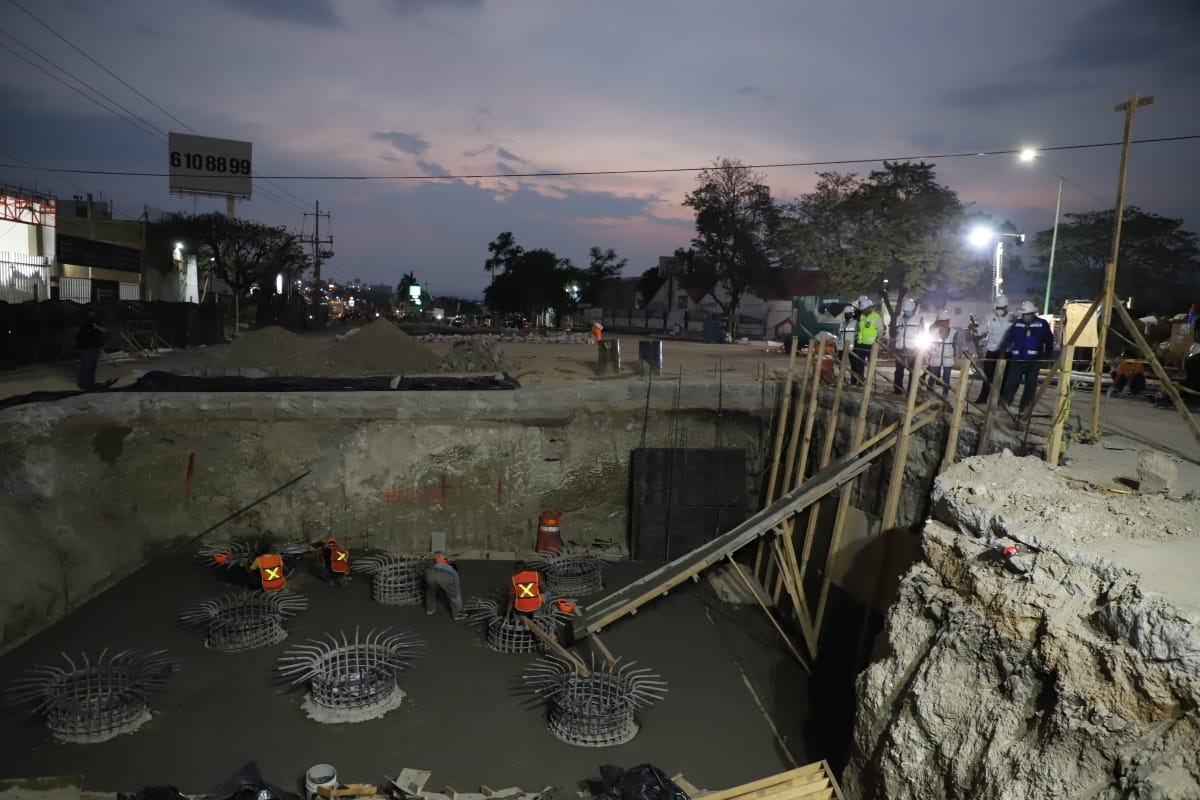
[277,629,425,722]
[526,552,607,597]
[179,591,309,653]
[465,597,568,654]
[522,656,667,748]
[357,555,432,606]
[7,650,179,744]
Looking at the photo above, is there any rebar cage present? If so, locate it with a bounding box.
[6,649,179,743]
[179,591,309,652]
[522,655,667,748]
[525,551,612,597]
[464,596,570,654]
[277,628,425,721]
[356,554,434,606]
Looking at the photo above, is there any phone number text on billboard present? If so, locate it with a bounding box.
[168,132,253,198]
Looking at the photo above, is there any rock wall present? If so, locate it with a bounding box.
[0,381,769,653]
[844,452,1200,799]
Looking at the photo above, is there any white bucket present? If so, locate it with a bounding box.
[305,764,338,800]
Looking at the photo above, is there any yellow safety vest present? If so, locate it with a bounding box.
[856,312,881,345]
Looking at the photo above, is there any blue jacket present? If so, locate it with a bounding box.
[999,316,1054,361]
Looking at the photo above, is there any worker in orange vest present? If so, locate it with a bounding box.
[247,552,287,592]
[592,322,603,342]
[312,536,351,586]
[511,569,543,614]
[424,552,465,620]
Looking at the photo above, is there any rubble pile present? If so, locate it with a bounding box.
[201,326,328,377]
[437,338,515,373]
[327,319,440,375]
[420,331,593,344]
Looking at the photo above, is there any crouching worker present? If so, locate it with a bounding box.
[247,552,287,592]
[1111,349,1147,396]
[424,552,465,620]
[312,536,351,586]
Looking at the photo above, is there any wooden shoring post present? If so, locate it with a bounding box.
[1047,345,1075,467]
[1113,301,1200,449]
[771,346,815,603]
[794,346,825,490]
[975,359,1007,456]
[1025,296,1101,416]
[523,616,589,676]
[755,334,801,579]
[938,356,971,474]
[769,535,819,659]
[727,554,812,674]
[798,344,851,583]
[880,347,925,530]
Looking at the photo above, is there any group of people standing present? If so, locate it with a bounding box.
[834,293,1054,414]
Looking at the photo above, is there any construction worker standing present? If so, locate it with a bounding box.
[970,295,1013,403]
[312,536,351,586]
[891,297,924,394]
[924,311,959,398]
[998,300,1055,414]
[424,552,465,620]
[852,296,881,385]
[836,305,857,363]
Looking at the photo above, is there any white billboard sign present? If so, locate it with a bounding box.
[168,133,253,198]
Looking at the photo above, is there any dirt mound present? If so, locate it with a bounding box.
[203,325,328,377]
[326,318,440,375]
[438,338,514,373]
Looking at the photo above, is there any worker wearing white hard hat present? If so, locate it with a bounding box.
[892,297,925,394]
[836,305,857,359]
[925,310,959,399]
[851,296,882,386]
[997,300,1054,414]
[971,294,1013,404]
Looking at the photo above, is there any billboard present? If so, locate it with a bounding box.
[168,133,252,198]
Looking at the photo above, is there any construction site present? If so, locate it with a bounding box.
[1,318,1198,800]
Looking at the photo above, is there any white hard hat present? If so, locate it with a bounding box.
[856,295,873,310]
[901,297,916,314]
[936,310,951,322]
[1018,300,1038,315]
[994,295,1009,308]
[843,305,856,315]
[1190,343,1200,358]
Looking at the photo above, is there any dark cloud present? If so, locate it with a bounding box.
[942,78,1092,110]
[417,160,452,177]
[496,147,524,163]
[387,0,482,14]
[904,132,947,152]
[216,0,342,27]
[1044,0,1200,73]
[495,163,517,176]
[372,131,429,155]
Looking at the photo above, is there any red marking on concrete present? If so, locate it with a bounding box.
[184,452,195,491]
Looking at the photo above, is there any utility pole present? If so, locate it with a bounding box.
[1090,91,1154,437]
[302,201,333,286]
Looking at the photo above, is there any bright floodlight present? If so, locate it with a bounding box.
[969,227,995,247]
[1019,148,1037,162]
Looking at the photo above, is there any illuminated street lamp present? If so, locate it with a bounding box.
[969,227,1025,301]
[1020,148,1065,315]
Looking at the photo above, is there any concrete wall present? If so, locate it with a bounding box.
[0,381,772,653]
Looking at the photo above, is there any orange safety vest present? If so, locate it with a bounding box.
[512,570,542,613]
[327,543,350,574]
[256,553,286,591]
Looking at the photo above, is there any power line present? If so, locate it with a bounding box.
[2,135,1196,182]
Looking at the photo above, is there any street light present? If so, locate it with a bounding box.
[1019,148,1065,315]
[969,227,1025,301]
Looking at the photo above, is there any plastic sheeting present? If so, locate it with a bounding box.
[596,764,690,800]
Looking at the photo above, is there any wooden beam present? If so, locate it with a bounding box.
[727,555,811,674]
[1113,301,1200,449]
[975,359,1007,456]
[880,347,925,530]
[1047,345,1074,466]
[756,334,801,578]
[938,356,971,474]
[523,616,589,676]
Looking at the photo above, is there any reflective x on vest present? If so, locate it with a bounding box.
[329,545,350,573]
[517,582,536,597]
[264,567,282,580]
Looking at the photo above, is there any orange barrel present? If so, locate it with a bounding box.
[536,509,563,553]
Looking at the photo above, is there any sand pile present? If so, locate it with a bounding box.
[202,326,329,377]
[326,318,440,375]
[438,338,514,373]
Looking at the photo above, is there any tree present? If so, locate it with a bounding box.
[484,232,524,282]
[162,212,306,330]
[682,157,781,333]
[483,248,576,322]
[784,162,973,323]
[1026,207,1199,312]
[578,246,628,305]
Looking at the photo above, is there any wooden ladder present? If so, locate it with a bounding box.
[696,761,845,800]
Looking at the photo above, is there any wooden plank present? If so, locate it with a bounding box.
[699,764,826,800]
[1047,345,1074,466]
[975,359,1006,456]
[1113,301,1200,449]
[939,356,971,474]
[880,347,924,530]
[756,335,801,578]
[575,425,915,637]
[522,616,589,676]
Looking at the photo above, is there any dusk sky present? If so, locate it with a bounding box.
[1,0,1197,299]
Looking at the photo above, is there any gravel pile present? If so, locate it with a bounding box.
[438,338,515,373]
[327,319,440,375]
[201,326,330,377]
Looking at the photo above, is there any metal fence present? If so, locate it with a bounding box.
[0,252,50,303]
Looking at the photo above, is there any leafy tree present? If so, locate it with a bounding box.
[783,162,972,323]
[483,248,576,321]
[484,231,524,282]
[682,157,781,333]
[577,246,628,305]
[1026,207,1199,312]
[162,211,306,329]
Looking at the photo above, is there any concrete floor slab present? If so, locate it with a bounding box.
[0,558,801,794]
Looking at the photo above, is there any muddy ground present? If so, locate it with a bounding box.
[0,558,805,794]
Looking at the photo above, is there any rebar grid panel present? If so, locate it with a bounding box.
[525,551,614,597]
[179,591,309,652]
[356,554,434,606]
[277,628,425,720]
[522,656,668,748]
[463,597,569,654]
[6,649,179,744]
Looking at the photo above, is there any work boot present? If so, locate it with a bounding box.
[426,609,436,616]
